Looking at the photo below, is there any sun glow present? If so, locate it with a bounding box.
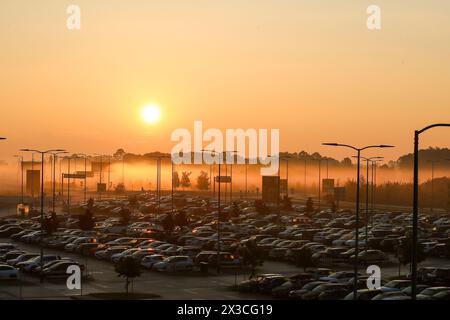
[141,104,161,124]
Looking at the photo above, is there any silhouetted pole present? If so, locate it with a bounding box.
[323,143,394,300]
[20,148,65,283]
[67,157,71,213]
[202,150,223,274]
[14,155,24,204]
[245,160,248,200]
[353,156,383,254]
[428,160,439,214]
[412,123,450,300]
[171,161,174,213]
[304,158,307,194]
[50,151,68,213]
[77,154,88,204]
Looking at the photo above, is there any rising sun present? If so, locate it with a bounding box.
[141,104,161,124]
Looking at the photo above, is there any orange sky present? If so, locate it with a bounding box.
[1,0,449,163]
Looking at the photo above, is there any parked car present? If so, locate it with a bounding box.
[0,264,19,279]
[349,250,388,264]
[344,289,384,300]
[320,271,356,283]
[140,254,165,269]
[417,287,450,299]
[153,256,194,272]
[288,281,327,300]
[379,280,411,292]
[7,253,39,267]
[42,261,84,278]
[16,255,61,272]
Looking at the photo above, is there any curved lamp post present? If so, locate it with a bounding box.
[411,123,450,299]
[20,148,65,283]
[352,156,384,253]
[322,143,394,299]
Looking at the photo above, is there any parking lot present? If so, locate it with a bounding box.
[1,192,449,300]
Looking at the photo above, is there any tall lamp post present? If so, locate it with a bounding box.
[13,155,24,204]
[353,156,383,253]
[94,154,104,200]
[427,160,439,214]
[311,158,327,209]
[150,155,172,214]
[50,151,68,214]
[77,154,89,204]
[323,143,394,299]
[20,148,65,283]
[411,123,450,300]
[202,149,226,274]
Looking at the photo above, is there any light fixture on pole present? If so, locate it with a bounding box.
[323,143,394,299]
[411,123,450,299]
[20,148,65,283]
[13,155,24,204]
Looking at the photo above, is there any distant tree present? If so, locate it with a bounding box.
[128,195,138,207]
[172,171,180,189]
[196,170,210,190]
[254,200,269,214]
[162,214,175,232]
[174,210,188,227]
[341,157,353,167]
[219,210,230,222]
[293,247,315,271]
[114,256,141,297]
[43,212,58,235]
[281,195,292,210]
[79,209,95,231]
[230,202,241,218]
[237,240,265,279]
[115,183,126,194]
[114,148,126,160]
[119,207,131,226]
[87,198,94,210]
[180,171,192,189]
[397,235,426,276]
[305,197,314,213]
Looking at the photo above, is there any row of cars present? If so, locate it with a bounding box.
[3,222,243,274]
[0,242,84,279]
[1,192,450,288]
[237,270,450,300]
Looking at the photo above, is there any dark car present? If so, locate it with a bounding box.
[237,274,283,293]
[318,287,349,300]
[301,283,350,300]
[42,261,84,278]
[258,276,289,293]
[344,289,384,300]
[288,281,327,300]
[0,226,23,237]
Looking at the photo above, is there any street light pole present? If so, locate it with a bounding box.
[13,155,24,204]
[50,151,68,214]
[352,156,383,254]
[77,154,89,204]
[20,148,65,283]
[412,123,450,300]
[323,143,394,299]
[202,150,223,274]
[245,160,248,200]
[428,160,439,214]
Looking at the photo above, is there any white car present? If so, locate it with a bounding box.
[0,265,19,279]
[153,256,194,272]
[64,237,97,252]
[16,255,61,272]
[7,253,39,267]
[0,243,17,254]
[140,254,165,269]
